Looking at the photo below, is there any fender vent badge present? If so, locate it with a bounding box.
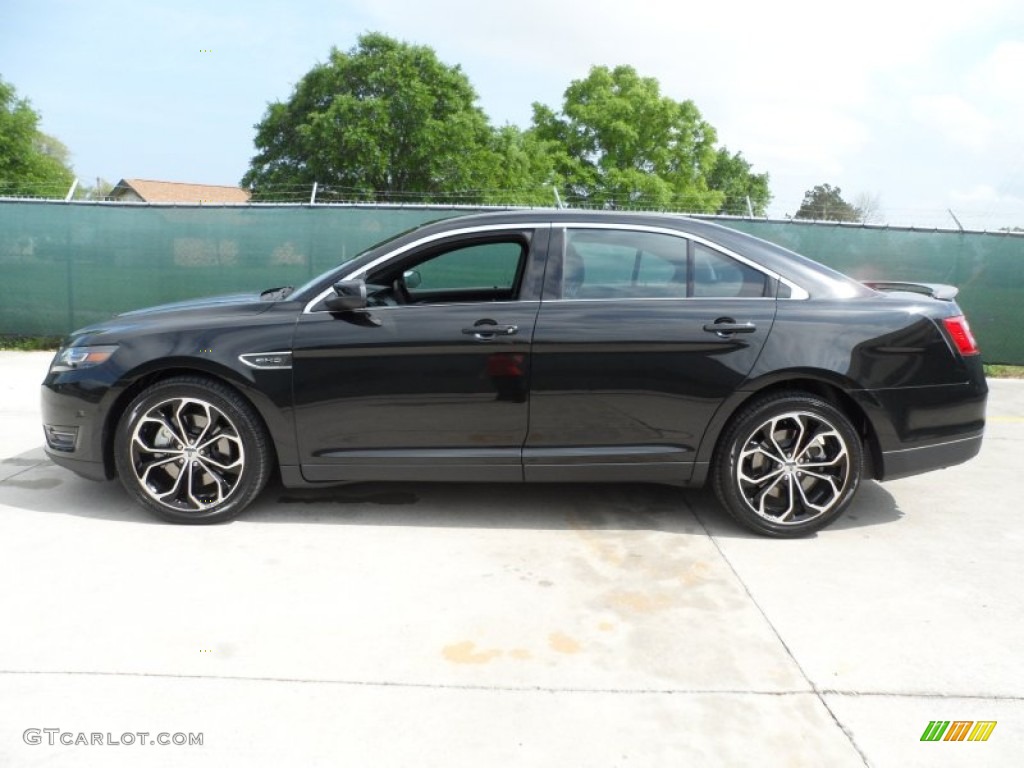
[239,351,292,370]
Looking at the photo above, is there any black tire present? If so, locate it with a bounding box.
[114,376,272,524]
[712,391,863,537]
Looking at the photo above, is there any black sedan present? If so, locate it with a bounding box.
[41,210,987,536]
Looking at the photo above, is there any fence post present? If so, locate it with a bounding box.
[551,186,563,209]
[948,209,965,233]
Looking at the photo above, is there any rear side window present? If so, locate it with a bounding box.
[554,229,769,300]
[693,243,768,298]
[561,229,688,299]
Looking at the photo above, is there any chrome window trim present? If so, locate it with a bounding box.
[304,223,552,314]
[303,220,810,313]
[541,296,777,304]
[779,278,810,300]
[316,299,540,312]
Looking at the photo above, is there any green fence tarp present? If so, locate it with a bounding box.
[1,201,1021,363]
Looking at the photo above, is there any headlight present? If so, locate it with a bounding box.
[50,345,119,372]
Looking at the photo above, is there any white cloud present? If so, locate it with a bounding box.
[951,184,1003,204]
[358,0,1019,218]
[11,0,1024,226]
[911,94,996,151]
[969,40,1024,103]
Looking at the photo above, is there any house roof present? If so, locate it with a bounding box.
[110,178,251,204]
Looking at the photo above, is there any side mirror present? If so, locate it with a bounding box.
[402,269,422,289]
[323,279,368,311]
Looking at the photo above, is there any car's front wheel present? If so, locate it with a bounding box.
[114,376,272,524]
[713,391,863,537]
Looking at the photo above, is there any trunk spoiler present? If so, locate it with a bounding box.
[862,281,959,301]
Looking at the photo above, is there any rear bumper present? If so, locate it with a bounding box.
[851,373,987,481]
[879,433,984,480]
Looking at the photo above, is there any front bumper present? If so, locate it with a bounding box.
[41,380,114,482]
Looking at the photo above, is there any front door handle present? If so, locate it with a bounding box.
[703,320,757,336]
[462,322,519,339]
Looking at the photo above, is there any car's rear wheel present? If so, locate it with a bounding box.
[114,376,271,524]
[713,391,863,537]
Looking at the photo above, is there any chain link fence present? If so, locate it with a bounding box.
[1,200,1021,363]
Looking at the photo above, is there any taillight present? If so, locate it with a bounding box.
[942,315,980,356]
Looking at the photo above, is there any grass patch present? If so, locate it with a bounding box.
[985,364,1024,379]
[0,335,62,351]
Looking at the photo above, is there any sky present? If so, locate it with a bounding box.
[2,0,1023,229]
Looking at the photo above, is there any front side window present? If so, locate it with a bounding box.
[366,236,528,305]
[409,241,523,294]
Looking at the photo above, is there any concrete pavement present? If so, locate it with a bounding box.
[1,351,1020,767]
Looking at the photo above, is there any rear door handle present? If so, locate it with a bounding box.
[703,320,757,335]
[462,323,519,338]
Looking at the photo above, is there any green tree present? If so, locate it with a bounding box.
[73,176,114,201]
[478,125,561,206]
[531,65,764,212]
[242,33,499,201]
[794,183,862,222]
[707,147,771,216]
[0,76,75,197]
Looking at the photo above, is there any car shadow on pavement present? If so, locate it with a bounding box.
[253,478,708,535]
[0,448,155,524]
[688,480,904,539]
[0,447,903,536]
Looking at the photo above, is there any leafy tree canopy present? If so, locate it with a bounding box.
[242,33,502,200]
[479,125,561,206]
[794,183,862,222]
[241,40,771,210]
[0,76,74,196]
[707,147,771,216]
[530,65,769,213]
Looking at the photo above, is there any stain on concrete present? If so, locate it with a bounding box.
[442,641,503,664]
[508,648,532,660]
[604,590,674,614]
[679,561,711,585]
[566,512,628,567]
[548,632,582,654]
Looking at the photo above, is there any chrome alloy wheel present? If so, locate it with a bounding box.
[736,411,851,525]
[129,397,245,512]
